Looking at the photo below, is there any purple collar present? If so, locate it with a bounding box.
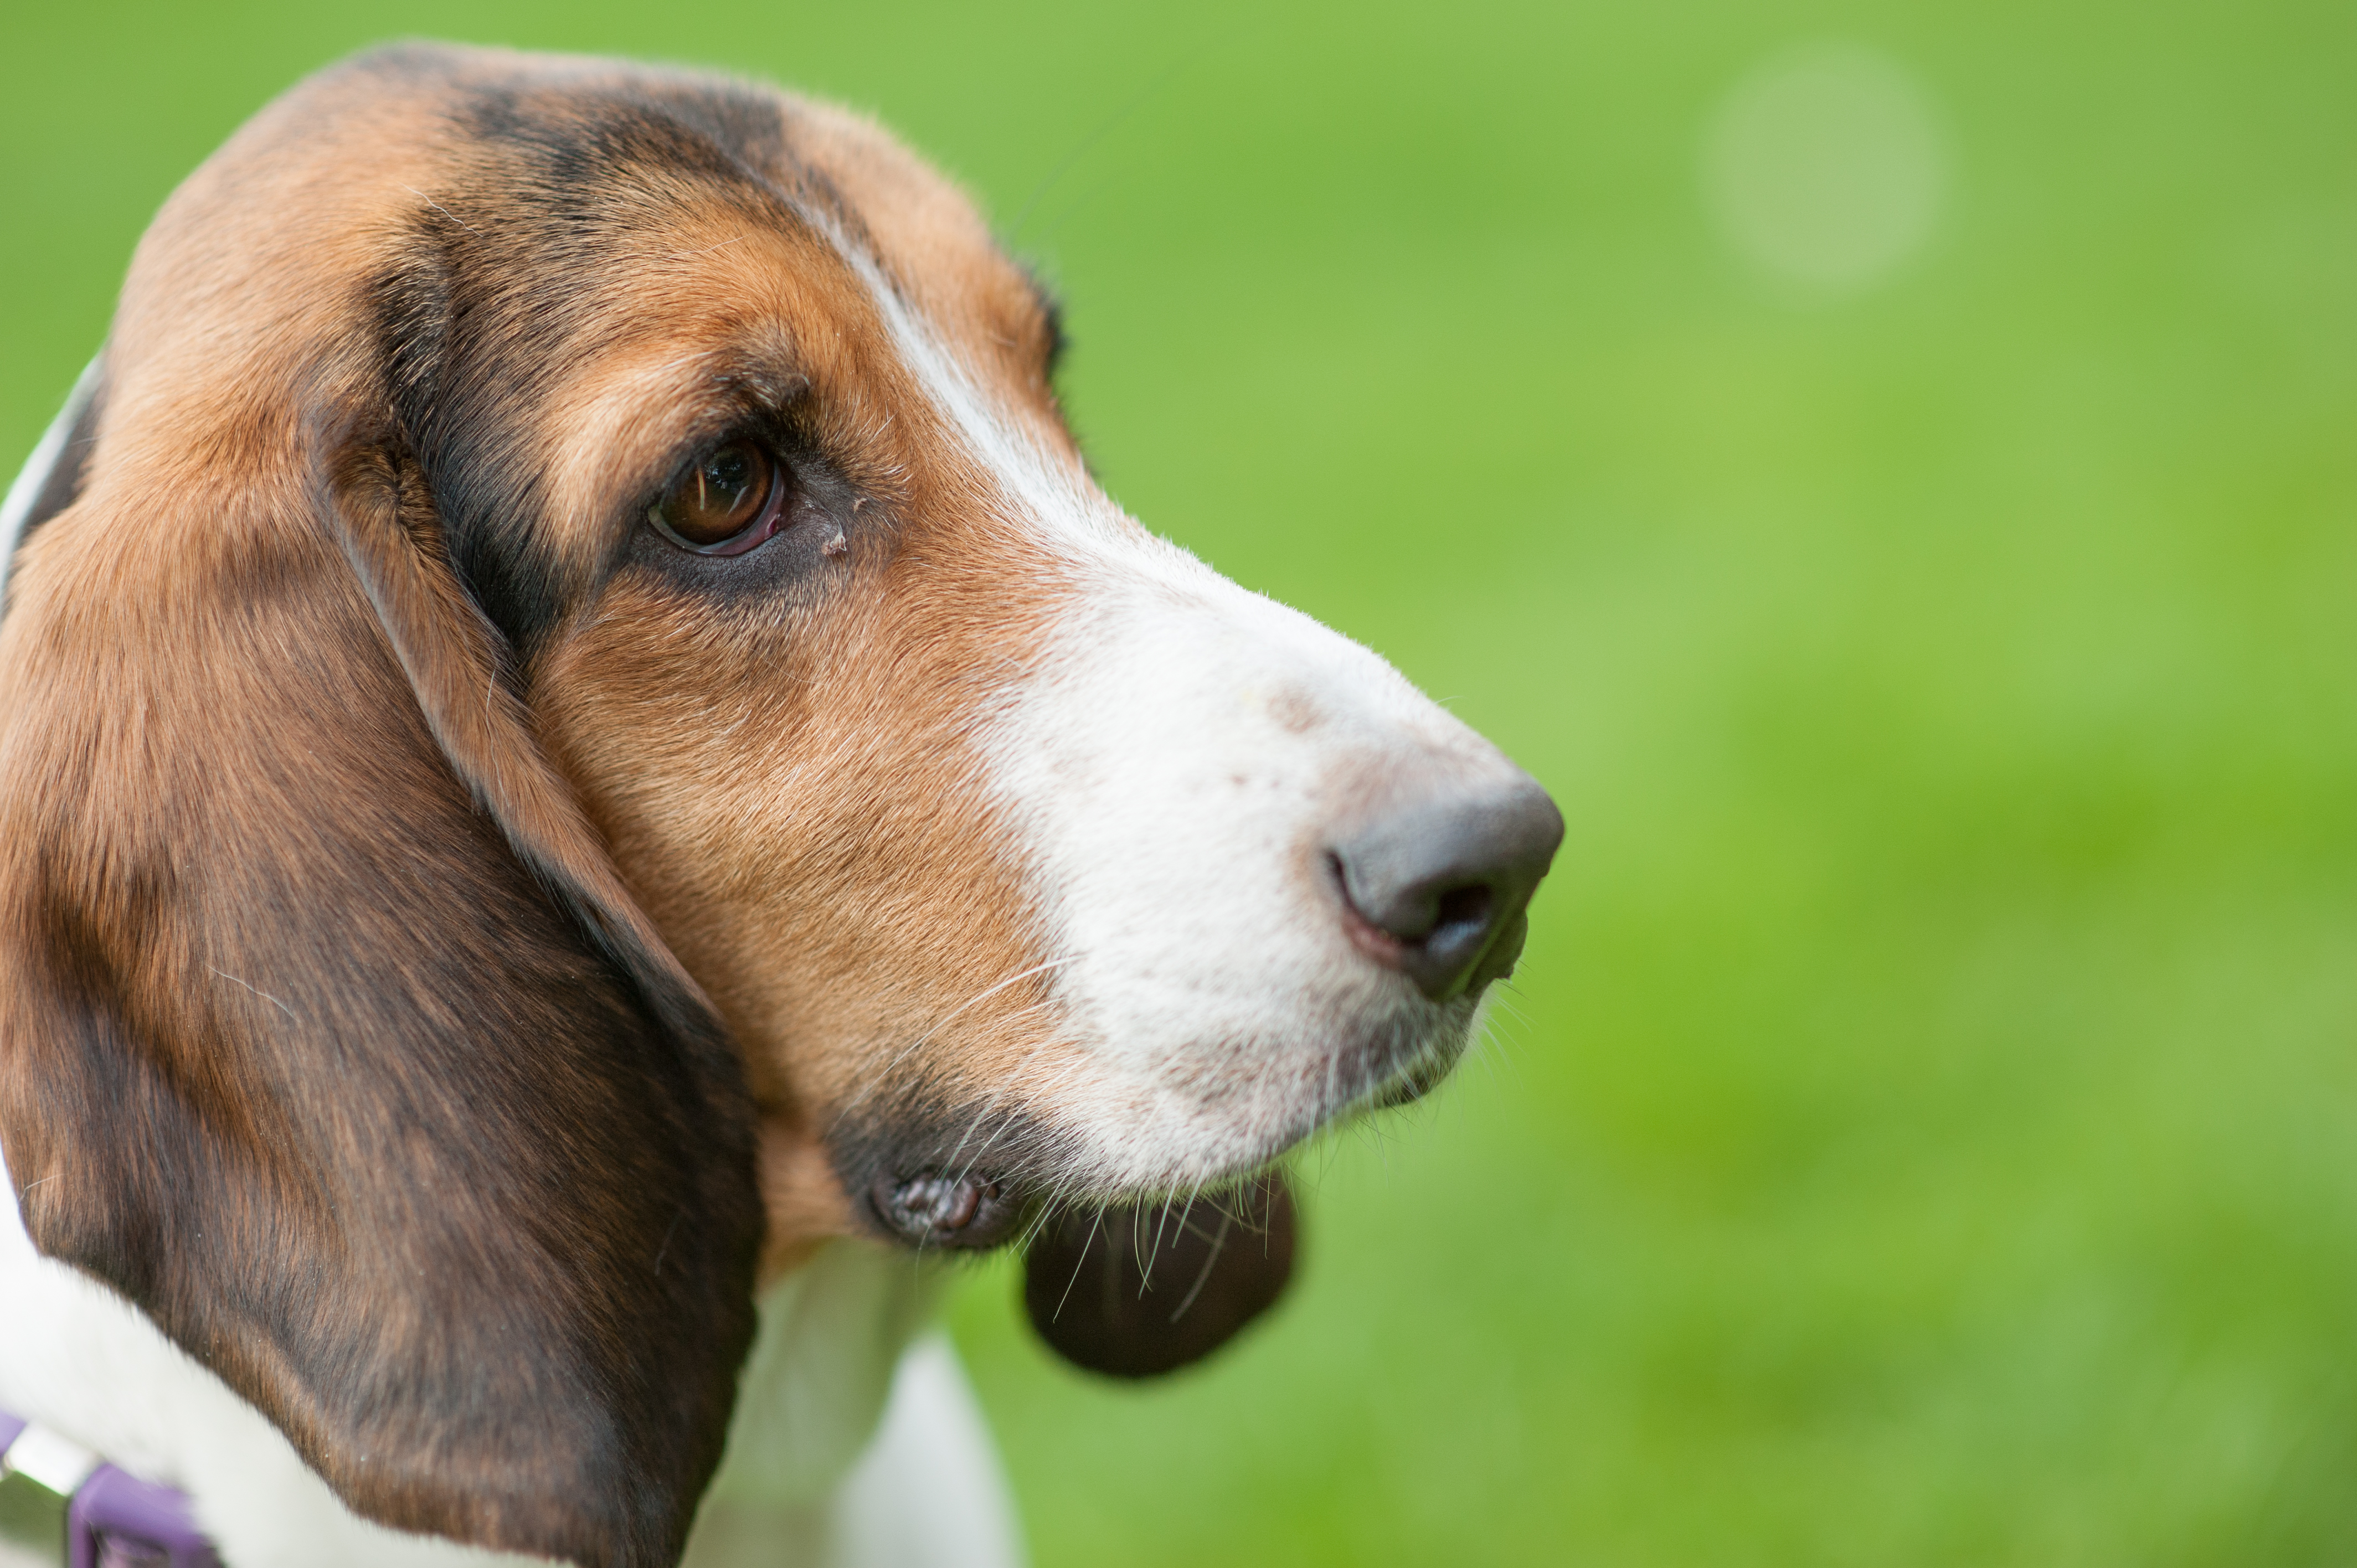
[0,1410,220,1567]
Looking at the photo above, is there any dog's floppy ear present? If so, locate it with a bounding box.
[0,375,762,1567]
[1023,1172,1297,1378]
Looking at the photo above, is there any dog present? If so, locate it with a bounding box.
[0,43,1562,1568]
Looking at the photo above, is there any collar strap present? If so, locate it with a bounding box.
[0,1410,220,1567]
[0,353,104,612]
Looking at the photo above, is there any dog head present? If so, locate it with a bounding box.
[0,45,1560,1568]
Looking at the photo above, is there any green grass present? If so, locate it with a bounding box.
[8,1,2357,1561]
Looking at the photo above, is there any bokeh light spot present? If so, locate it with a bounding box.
[1704,40,1949,292]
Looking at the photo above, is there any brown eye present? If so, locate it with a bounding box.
[649,440,784,554]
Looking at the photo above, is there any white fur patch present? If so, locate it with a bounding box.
[844,242,1534,1194]
[824,1337,1022,1568]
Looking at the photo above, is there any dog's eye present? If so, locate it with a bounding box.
[649,440,786,555]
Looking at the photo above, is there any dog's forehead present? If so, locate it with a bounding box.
[414,59,1057,400]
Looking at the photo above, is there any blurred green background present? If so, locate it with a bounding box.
[8,2,2356,1562]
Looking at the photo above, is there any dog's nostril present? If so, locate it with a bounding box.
[1430,883,1494,938]
[1332,773,1563,1001]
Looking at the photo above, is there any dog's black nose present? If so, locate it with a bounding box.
[1333,773,1563,1000]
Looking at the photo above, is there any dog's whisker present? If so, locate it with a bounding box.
[1046,1208,1105,1325]
[1169,1206,1233,1325]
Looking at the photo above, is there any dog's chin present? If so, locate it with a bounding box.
[842,993,1483,1261]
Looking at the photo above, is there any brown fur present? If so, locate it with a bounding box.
[0,43,1098,1568]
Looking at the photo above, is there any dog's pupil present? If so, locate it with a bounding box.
[670,441,769,543]
[704,448,749,497]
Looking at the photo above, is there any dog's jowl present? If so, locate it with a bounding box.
[0,44,1560,1568]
